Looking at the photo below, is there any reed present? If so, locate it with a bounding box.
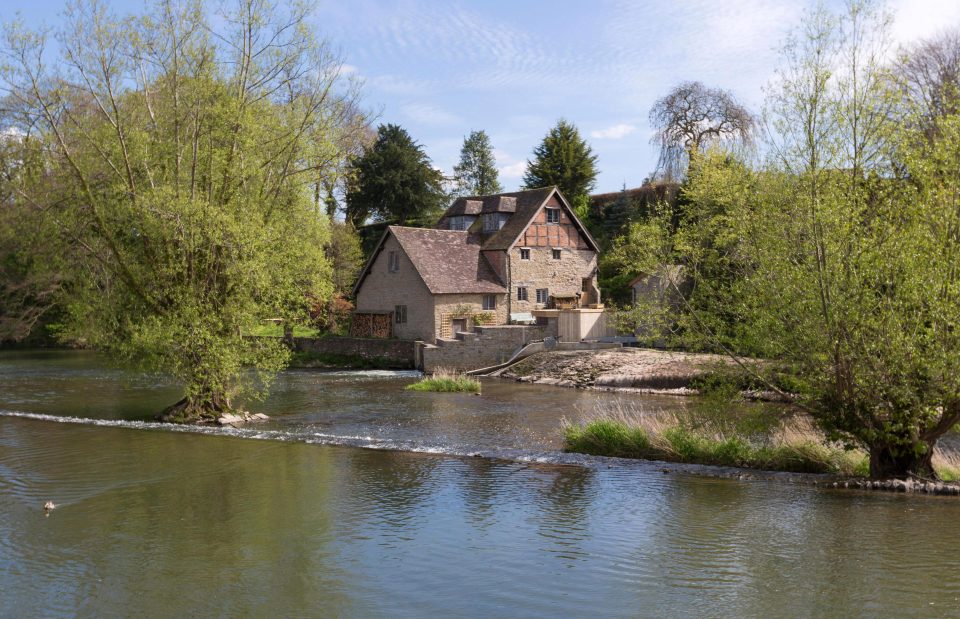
[405,369,481,393]
[563,402,871,475]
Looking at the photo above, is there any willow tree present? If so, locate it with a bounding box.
[649,81,755,181]
[1,0,359,421]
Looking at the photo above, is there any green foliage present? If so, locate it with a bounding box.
[406,371,481,393]
[563,419,651,458]
[346,124,446,226]
[564,418,866,475]
[2,0,354,418]
[472,311,495,325]
[523,119,598,204]
[600,202,675,305]
[325,220,364,295]
[675,1,960,478]
[453,130,502,196]
[247,324,321,338]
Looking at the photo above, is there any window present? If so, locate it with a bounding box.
[546,208,560,224]
[483,213,508,232]
[388,250,400,272]
[483,294,497,310]
[520,248,531,260]
[517,287,528,301]
[394,305,407,324]
[552,248,562,260]
[536,288,549,304]
[448,215,475,231]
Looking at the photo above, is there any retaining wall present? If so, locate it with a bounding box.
[421,325,545,372]
[291,336,417,368]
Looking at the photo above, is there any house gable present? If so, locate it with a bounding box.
[353,231,436,341]
[514,193,592,251]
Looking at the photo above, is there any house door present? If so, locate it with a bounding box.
[452,318,467,334]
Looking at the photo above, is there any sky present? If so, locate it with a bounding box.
[3,0,960,193]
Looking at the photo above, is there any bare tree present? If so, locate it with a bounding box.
[649,81,755,180]
[896,28,960,137]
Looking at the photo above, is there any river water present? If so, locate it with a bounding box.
[2,351,960,617]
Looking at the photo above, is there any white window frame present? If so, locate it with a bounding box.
[520,247,531,260]
[482,294,497,310]
[536,288,549,304]
[517,286,528,301]
[546,208,560,224]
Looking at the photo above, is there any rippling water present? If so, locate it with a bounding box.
[2,351,960,618]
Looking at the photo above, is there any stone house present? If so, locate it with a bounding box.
[352,186,601,343]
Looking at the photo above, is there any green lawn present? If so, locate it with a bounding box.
[246,323,321,338]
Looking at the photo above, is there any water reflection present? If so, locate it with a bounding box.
[5,352,960,617]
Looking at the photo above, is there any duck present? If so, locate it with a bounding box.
[43,501,56,512]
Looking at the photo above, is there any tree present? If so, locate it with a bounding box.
[1,0,358,422]
[453,130,502,196]
[324,220,363,295]
[345,123,446,226]
[649,81,755,180]
[895,28,960,140]
[522,119,598,205]
[680,0,960,479]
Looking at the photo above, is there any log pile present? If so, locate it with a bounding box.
[349,312,393,338]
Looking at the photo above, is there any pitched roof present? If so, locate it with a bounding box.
[354,226,507,296]
[439,186,598,252]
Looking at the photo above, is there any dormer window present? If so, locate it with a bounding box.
[448,215,475,230]
[546,208,560,224]
[483,212,509,232]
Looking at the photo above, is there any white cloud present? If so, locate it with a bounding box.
[889,0,960,47]
[591,123,637,139]
[499,161,527,179]
[338,63,358,76]
[401,103,460,126]
[493,149,527,180]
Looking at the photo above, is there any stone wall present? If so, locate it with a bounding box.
[292,336,417,368]
[509,194,598,314]
[433,293,509,340]
[421,325,545,372]
[354,234,436,341]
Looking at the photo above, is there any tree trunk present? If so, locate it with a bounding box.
[869,442,936,480]
[156,389,232,424]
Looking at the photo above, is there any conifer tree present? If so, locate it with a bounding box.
[346,124,446,226]
[453,130,503,196]
[523,120,598,204]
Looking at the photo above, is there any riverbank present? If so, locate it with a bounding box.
[500,347,739,392]
[561,403,960,495]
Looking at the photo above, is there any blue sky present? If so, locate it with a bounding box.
[4,0,960,192]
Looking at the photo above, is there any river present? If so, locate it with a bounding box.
[2,350,959,617]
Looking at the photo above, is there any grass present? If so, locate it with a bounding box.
[405,369,481,393]
[563,403,869,475]
[246,323,320,338]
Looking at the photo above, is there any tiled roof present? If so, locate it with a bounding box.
[389,226,507,294]
[441,186,561,251]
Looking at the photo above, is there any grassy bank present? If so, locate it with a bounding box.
[564,405,960,478]
[246,323,320,338]
[406,370,481,393]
